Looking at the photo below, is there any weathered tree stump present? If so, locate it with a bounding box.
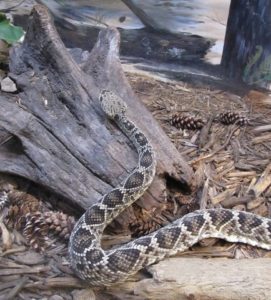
[0,5,193,227]
[222,0,271,90]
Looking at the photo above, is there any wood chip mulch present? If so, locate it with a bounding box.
[0,73,271,299]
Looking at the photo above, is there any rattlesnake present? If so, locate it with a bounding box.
[68,90,271,286]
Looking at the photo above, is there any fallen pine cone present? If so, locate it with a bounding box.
[129,205,163,238]
[217,111,249,126]
[171,113,205,130]
[23,211,75,251]
[0,191,8,211]
[2,190,75,251]
[23,212,50,251]
[43,211,75,240]
[5,191,42,229]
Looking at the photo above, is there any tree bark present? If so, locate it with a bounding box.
[222,0,271,90]
[107,257,271,300]
[0,5,193,225]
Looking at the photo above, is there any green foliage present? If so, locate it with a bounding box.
[0,13,24,43]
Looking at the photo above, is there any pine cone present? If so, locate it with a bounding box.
[23,212,50,251]
[23,211,75,251]
[129,204,164,238]
[171,113,205,130]
[2,190,75,251]
[217,111,249,126]
[5,191,41,229]
[0,191,8,211]
[43,211,75,240]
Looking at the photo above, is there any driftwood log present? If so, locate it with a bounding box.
[0,5,193,224]
[107,257,271,300]
[14,5,213,63]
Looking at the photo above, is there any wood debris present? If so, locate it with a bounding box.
[0,73,270,299]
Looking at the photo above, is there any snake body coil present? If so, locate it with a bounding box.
[68,90,271,286]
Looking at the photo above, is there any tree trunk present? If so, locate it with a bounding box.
[222,0,271,90]
[0,5,193,227]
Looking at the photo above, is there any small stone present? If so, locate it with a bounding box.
[49,295,64,300]
[232,204,246,211]
[1,77,17,92]
[72,289,96,300]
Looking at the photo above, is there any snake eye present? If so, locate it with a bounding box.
[99,89,109,101]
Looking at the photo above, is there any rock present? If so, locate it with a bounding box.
[49,295,64,300]
[72,289,96,300]
[1,77,17,92]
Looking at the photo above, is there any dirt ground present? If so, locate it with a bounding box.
[0,72,271,299]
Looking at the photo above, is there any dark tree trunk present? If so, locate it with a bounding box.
[222,0,271,90]
[0,5,193,227]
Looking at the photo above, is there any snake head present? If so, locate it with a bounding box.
[99,89,127,119]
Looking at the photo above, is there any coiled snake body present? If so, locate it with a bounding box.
[69,90,271,286]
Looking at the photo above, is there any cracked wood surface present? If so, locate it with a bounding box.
[0,5,193,224]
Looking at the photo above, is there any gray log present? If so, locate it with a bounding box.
[107,257,271,300]
[0,5,193,226]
